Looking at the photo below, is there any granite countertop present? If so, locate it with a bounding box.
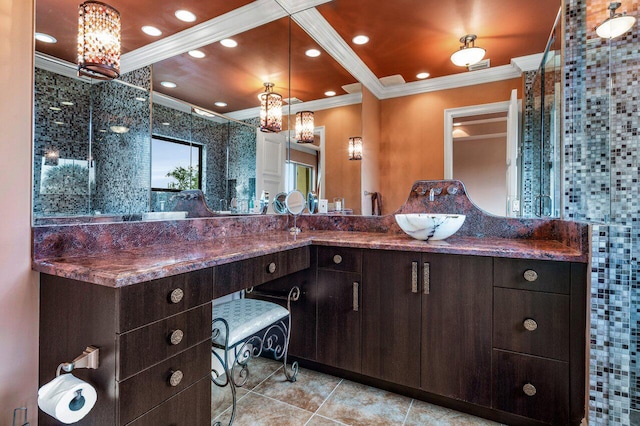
[32,230,587,288]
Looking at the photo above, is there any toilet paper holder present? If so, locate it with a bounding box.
[56,346,100,377]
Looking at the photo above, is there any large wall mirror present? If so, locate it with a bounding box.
[32,0,562,225]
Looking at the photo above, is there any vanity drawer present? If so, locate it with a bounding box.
[118,303,212,380]
[118,268,213,333]
[317,246,362,273]
[126,376,211,426]
[118,340,211,425]
[213,247,310,297]
[492,349,569,424]
[493,288,569,361]
[494,258,570,294]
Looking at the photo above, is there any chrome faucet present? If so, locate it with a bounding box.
[428,187,442,201]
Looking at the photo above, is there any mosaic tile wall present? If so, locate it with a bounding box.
[521,70,540,217]
[564,0,639,423]
[227,118,259,205]
[33,68,91,216]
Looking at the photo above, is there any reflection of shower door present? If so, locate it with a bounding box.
[255,130,286,214]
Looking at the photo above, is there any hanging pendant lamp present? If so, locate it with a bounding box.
[450,34,486,68]
[595,2,636,39]
[259,82,283,133]
[295,111,314,143]
[77,1,121,80]
[348,137,363,160]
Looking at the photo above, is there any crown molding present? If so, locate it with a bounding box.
[121,0,289,73]
[275,0,332,15]
[35,53,92,83]
[226,92,362,121]
[378,63,523,99]
[511,53,544,72]
[292,8,386,99]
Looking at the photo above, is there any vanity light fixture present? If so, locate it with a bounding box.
[348,137,363,161]
[259,82,282,133]
[295,111,314,143]
[450,34,486,67]
[596,2,636,38]
[77,1,121,80]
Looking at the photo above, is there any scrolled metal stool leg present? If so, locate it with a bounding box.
[211,318,237,426]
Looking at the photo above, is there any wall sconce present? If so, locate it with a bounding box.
[450,34,486,67]
[595,2,636,39]
[44,149,60,166]
[259,82,282,133]
[295,111,314,143]
[77,1,121,80]
[348,137,363,161]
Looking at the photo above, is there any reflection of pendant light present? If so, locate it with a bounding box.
[77,1,121,80]
[596,2,636,39]
[348,137,363,160]
[295,111,314,143]
[259,82,282,133]
[44,149,60,166]
[450,34,486,67]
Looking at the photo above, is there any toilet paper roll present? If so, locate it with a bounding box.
[38,373,97,424]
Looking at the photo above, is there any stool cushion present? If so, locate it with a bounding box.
[212,299,289,347]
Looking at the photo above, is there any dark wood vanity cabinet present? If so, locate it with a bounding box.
[362,250,492,405]
[39,269,214,426]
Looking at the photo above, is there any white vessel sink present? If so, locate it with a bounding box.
[395,214,466,241]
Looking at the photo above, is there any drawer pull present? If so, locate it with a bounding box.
[523,383,537,397]
[169,329,184,345]
[423,262,430,295]
[168,288,184,304]
[267,262,277,274]
[411,262,418,293]
[168,370,184,387]
[523,318,538,331]
[353,282,359,311]
[523,269,538,282]
[333,254,343,264]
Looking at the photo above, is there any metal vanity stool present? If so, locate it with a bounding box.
[211,286,300,425]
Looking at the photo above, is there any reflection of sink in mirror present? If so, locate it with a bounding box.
[141,211,188,221]
[395,214,466,241]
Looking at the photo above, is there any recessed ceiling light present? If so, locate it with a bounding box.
[324,91,336,97]
[188,50,206,59]
[35,33,57,43]
[220,38,238,48]
[162,122,170,126]
[110,125,130,134]
[54,121,64,125]
[352,35,369,45]
[49,106,61,111]
[175,10,196,22]
[142,26,162,37]
[214,102,227,107]
[305,49,321,57]
[160,81,177,88]
[416,72,430,79]
[98,129,107,133]
[60,101,74,106]
[135,97,146,102]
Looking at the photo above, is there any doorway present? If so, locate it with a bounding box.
[444,90,519,216]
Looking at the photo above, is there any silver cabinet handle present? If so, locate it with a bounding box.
[523,383,537,397]
[523,269,538,282]
[353,282,359,311]
[411,262,418,293]
[168,288,184,304]
[169,329,184,345]
[423,262,430,295]
[267,262,277,274]
[168,370,184,387]
[333,254,343,264]
[523,319,538,331]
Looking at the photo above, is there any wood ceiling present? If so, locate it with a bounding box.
[35,0,561,114]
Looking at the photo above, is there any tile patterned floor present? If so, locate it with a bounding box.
[212,358,502,426]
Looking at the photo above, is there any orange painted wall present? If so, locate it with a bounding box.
[0,0,39,423]
[379,78,521,213]
[361,88,381,215]
[313,104,362,214]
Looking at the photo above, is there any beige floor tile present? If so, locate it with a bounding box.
[236,356,283,390]
[213,392,313,426]
[253,367,341,412]
[404,399,501,426]
[316,380,412,426]
[305,414,346,425]
[211,379,250,420]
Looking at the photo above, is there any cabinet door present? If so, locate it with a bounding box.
[316,269,361,372]
[421,253,492,406]
[362,250,421,388]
